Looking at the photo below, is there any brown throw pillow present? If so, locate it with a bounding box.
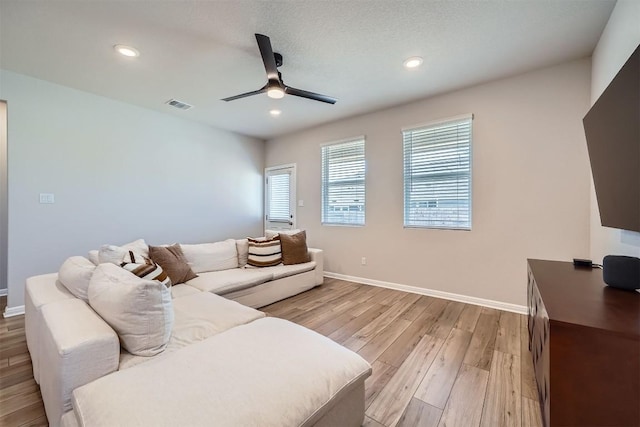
[280,230,310,265]
[148,244,197,284]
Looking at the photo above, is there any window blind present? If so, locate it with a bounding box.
[403,115,472,230]
[267,172,290,222]
[321,138,365,225]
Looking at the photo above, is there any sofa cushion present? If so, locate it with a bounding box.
[120,251,171,288]
[247,236,282,267]
[88,263,174,357]
[58,256,96,302]
[119,292,265,370]
[259,261,317,280]
[72,318,371,427]
[180,239,238,274]
[280,230,311,265]
[148,244,197,284]
[170,284,201,299]
[185,268,273,295]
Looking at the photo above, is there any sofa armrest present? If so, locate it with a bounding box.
[308,248,324,286]
[40,298,120,426]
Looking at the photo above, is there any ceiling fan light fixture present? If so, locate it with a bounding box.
[270,109,282,117]
[267,87,285,99]
[114,44,140,57]
[403,56,423,69]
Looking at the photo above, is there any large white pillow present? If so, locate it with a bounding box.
[58,256,96,302]
[92,239,149,265]
[88,263,173,356]
[180,239,238,274]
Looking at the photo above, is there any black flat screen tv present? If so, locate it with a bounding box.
[583,44,640,233]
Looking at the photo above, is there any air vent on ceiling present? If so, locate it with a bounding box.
[165,99,193,110]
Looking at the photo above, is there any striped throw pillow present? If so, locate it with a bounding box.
[247,236,282,267]
[120,251,172,288]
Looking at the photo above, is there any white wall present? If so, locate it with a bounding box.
[589,0,640,262]
[266,59,592,306]
[0,70,264,310]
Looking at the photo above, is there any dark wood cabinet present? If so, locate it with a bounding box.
[527,259,640,427]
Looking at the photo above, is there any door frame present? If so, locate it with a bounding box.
[1,100,8,293]
[264,163,296,232]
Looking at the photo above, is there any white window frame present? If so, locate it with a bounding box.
[264,164,296,231]
[321,136,366,227]
[403,114,473,230]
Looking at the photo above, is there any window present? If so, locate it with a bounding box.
[265,165,295,230]
[403,114,472,230]
[321,137,365,226]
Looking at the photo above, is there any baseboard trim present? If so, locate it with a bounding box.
[0,288,7,297]
[3,305,25,318]
[324,272,527,315]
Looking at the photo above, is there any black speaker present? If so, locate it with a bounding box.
[602,255,640,290]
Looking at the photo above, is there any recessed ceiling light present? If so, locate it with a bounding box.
[270,109,282,117]
[114,44,140,58]
[403,56,423,69]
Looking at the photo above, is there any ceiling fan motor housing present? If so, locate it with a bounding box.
[274,52,283,68]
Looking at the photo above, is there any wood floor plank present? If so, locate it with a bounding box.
[363,415,385,427]
[328,303,387,344]
[400,295,433,321]
[520,315,537,401]
[522,397,543,427]
[313,311,355,336]
[437,364,489,427]
[366,334,444,427]
[351,293,421,342]
[377,298,447,368]
[365,361,398,409]
[426,301,465,340]
[453,304,482,333]
[0,400,45,427]
[358,318,412,364]
[480,351,522,427]
[494,312,520,356]
[397,397,442,427]
[414,328,472,409]
[462,310,499,371]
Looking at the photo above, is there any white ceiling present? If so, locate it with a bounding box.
[0,0,615,140]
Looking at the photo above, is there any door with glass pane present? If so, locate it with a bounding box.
[265,165,296,231]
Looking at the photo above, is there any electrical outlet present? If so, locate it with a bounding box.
[361,257,366,266]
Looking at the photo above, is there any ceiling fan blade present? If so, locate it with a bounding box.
[221,87,266,102]
[255,34,280,82]
[284,86,337,104]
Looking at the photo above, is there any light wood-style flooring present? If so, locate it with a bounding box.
[0,280,542,427]
[262,279,543,427]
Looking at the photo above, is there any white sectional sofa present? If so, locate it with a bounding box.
[25,235,371,426]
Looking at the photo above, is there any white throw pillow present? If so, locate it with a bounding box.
[88,263,173,356]
[265,229,302,239]
[236,239,249,267]
[180,239,238,274]
[94,239,149,265]
[98,244,127,264]
[58,256,97,302]
[87,250,99,265]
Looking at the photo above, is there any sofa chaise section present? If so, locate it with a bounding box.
[63,317,372,427]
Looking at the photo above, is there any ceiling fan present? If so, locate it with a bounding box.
[222,34,337,105]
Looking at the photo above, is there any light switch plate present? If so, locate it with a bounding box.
[298,200,304,207]
[39,193,55,204]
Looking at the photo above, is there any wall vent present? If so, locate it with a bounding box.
[165,99,193,110]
